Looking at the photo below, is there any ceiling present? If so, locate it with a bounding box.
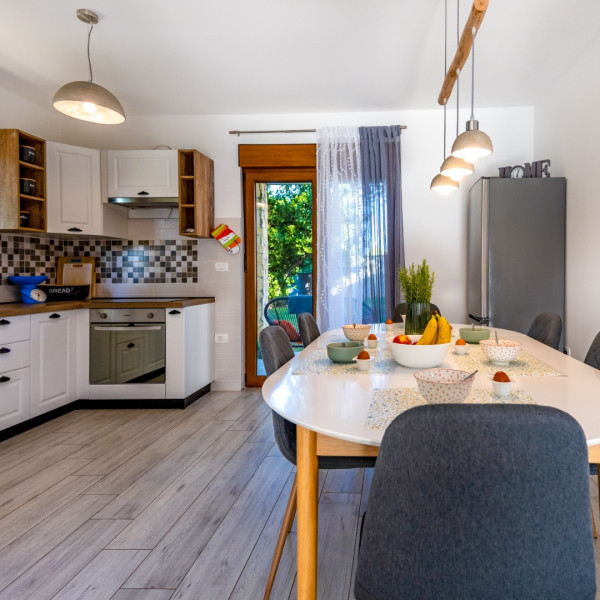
[1,1,598,118]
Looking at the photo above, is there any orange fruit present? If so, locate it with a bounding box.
[456,338,466,345]
[385,319,393,324]
[367,333,377,340]
[357,350,370,359]
[493,371,510,382]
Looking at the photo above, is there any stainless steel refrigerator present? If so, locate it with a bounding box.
[467,176,566,338]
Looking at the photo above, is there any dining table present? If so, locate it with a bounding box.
[262,323,600,600]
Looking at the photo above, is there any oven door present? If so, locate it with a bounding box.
[90,323,166,385]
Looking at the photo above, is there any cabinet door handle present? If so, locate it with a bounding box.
[0,376,10,383]
[168,309,181,315]
[0,319,10,326]
[127,342,135,348]
[49,313,61,319]
[137,191,149,196]
[67,227,83,232]
[0,347,10,354]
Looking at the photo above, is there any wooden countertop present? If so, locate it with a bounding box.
[0,297,215,317]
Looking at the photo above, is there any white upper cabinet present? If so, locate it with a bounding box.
[47,142,127,238]
[107,150,178,198]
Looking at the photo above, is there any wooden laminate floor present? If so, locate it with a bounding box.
[0,389,598,599]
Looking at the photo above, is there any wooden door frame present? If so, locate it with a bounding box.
[239,144,316,387]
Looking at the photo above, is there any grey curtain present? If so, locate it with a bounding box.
[358,126,404,323]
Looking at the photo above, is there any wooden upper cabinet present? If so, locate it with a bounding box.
[178,149,214,238]
[0,129,47,232]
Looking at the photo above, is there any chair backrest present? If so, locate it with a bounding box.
[527,312,562,350]
[392,302,440,322]
[355,404,595,600]
[258,325,297,464]
[584,331,600,370]
[264,297,301,343]
[297,312,320,347]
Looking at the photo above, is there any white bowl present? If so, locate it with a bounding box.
[492,379,512,397]
[389,335,451,369]
[354,357,373,371]
[365,338,378,349]
[479,339,522,365]
[342,324,371,341]
[414,368,474,404]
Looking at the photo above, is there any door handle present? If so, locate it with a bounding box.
[0,347,11,354]
[0,376,10,383]
[67,227,83,232]
[169,309,181,315]
[0,319,10,325]
[49,313,61,319]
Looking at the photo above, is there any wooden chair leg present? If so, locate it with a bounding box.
[264,474,298,600]
[592,508,597,539]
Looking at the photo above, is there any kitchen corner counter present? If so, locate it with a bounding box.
[0,297,215,317]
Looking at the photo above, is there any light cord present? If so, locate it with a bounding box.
[470,26,476,120]
[87,24,94,82]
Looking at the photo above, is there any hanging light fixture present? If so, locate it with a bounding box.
[53,9,125,125]
[451,25,491,162]
[431,0,459,195]
[441,1,475,181]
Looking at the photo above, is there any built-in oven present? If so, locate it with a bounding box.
[90,307,166,386]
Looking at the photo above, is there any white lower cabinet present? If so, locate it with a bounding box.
[30,311,77,417]
[0,368,30,429]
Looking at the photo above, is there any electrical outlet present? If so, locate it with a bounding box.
[215,333,228,343]
[215,262,229,272]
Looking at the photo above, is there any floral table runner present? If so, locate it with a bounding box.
[365,387,536,430]
[291,346,397,375]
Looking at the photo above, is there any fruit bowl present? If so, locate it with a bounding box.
[327,341,364,363]
[414,368,474,404]
[342,324,371,342]
[479,339,522,365]
[388,335,451,369]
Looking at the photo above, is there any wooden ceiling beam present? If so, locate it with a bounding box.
[438,0,489,106]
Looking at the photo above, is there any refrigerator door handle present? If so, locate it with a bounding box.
[468,313,489,325]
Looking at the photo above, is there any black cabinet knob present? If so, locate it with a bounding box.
[49,313,61,319]
[67,227,83,232]
[137,191,149,195]
[169,309,181,315]
[0,376,10,383]
[0,347,10,354]
[127,342,135,348]
[0,319,9,326]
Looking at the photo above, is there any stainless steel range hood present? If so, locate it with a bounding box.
[108,196,179,208]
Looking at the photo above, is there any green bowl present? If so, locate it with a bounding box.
[327,341,364,363]
[459,327,491,344]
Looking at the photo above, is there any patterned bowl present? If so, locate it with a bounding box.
[342,324,371,341]
[479,339,522,365]
[389,335,451,369]
[414,368,474,404]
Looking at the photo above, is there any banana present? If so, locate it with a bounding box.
[436,315,452,344]
[416,315,438,345]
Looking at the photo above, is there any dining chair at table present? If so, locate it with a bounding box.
[584,331,600,370]
[297,312,320,348]
[354,403,596,600]
[527,312,563,350]
[259,325,377,600]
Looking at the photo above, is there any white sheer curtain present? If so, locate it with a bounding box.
[316,127,365,331]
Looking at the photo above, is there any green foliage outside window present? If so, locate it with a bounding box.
[267,183,313,297]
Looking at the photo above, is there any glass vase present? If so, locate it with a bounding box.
[405,302,431,335]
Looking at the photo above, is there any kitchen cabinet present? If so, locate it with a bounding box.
[178,149,214,237]
[0,315,31,429]
[107,149,178,198]
[30,310,77,417]
[166,303,214,399]
[0,129,46,232]
[47,142,127,238]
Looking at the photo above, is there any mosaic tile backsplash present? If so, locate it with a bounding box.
[0,235,198,285]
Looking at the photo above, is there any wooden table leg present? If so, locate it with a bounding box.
[297,426,318,600]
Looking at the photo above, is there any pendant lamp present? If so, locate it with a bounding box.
[53,9,125,125]
[431,0,458,195]
[451,26,491,162]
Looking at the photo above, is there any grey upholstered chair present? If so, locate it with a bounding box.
[527,312,562,350]
[584,331,600,370]
[259,325,376,599]
[297,312,320,347]
[355,404,595,600]
[392,302,440,323]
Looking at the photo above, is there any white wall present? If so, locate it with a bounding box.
[0,87,534,387]
[534,33,600,361]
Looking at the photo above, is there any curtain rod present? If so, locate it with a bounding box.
[228,126,407,136]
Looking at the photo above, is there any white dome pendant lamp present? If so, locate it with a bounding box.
[451,26,492,162]
[431,0,458,195]
[53,9,125,125]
